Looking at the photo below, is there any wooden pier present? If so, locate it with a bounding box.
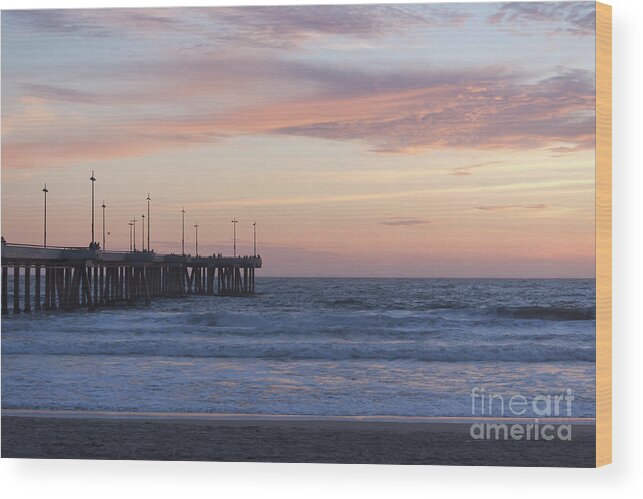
[1,243,261,315]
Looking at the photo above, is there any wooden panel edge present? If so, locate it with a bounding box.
[595,1,612,468]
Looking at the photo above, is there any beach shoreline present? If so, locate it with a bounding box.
[1,412,596,466]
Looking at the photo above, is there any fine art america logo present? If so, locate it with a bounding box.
[470,387,574,441]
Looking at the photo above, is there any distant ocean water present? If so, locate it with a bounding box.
[1,278,596,418]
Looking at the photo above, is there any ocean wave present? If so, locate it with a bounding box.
[494,306,595,321]
[182,309,456,332]
[290,300,596,321]
[4,341,595,362]
[319,298,379,310]
[318,298,468,311]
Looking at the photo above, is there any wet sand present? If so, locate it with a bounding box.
[1,413,595,466]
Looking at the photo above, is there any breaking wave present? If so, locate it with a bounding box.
[494,305,595,321]
[4,340,595,362]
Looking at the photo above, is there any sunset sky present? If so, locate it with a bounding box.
[1,2,596,277]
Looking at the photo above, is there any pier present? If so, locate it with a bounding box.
[1,242,261,315]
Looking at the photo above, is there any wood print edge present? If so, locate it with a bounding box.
[595,1,612,468]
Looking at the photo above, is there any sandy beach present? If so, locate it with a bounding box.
[1,413,595,466]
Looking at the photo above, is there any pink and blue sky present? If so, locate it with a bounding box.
[1,2,596,277]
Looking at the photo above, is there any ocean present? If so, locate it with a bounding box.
[1,278,596,418]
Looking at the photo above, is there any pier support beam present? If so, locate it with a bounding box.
[35,266,41,311]
[80,267,87,306]
[44,267,51,310]
[13,266,20,314]
[99,266,105,304]
[141,267,150,304]
[63,267,70,310]
[49,267,55,309]
[93,266,99,306]
[24,266,31,313]
[2,266,8,315]
[82,267,93,310]
[56,268,64,310]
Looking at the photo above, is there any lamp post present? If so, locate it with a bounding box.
[141,214,145,251]
[42,184,48,248]
[253,221,257,256]
[146,193,151,252]
[90,171,96,245]
[132,217,137,251]
[194,222,199,256]
[102,201,106,250]
[231,218,238,257]
[128,221,133,251]
[181,207,186,256]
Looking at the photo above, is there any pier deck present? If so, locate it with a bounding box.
[1,243,262,314]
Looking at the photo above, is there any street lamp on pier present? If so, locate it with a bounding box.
[141,214,145,251]
[231,218,238,257]
[102,201,106,250]
[42,184,48,248]
[90,171,96,245]
[194,222,199,256]
[181,207,186,256]
[146,193,151,252]
[253,221,257,256]
[132,217,137,251]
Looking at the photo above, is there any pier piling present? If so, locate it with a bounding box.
[2,266,8,315]
[13,265,20,314]
[24,266,31,313]
[35,266,41,311]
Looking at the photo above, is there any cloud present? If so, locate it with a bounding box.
[1,133,211,170]
[3,64,595,168]
[271,67,595,153]
[451,161,504,176]
[204,5,469,48]
[549,145,584,154]
[3,5,468,46]
[1,9,182,40]
[19,83,105,104]
[15,57,513,111]
[488,2,596,36]
[378,218,431,226]
[476,204,548,211]
[476,205,517,211]
[2,5,595,169]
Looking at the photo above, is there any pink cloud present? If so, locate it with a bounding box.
[378,217,431,226]
[476,204,549,211]
[451,161,504,176]
[2,19,595,169]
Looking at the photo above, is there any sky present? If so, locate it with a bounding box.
[1,2,597,277]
